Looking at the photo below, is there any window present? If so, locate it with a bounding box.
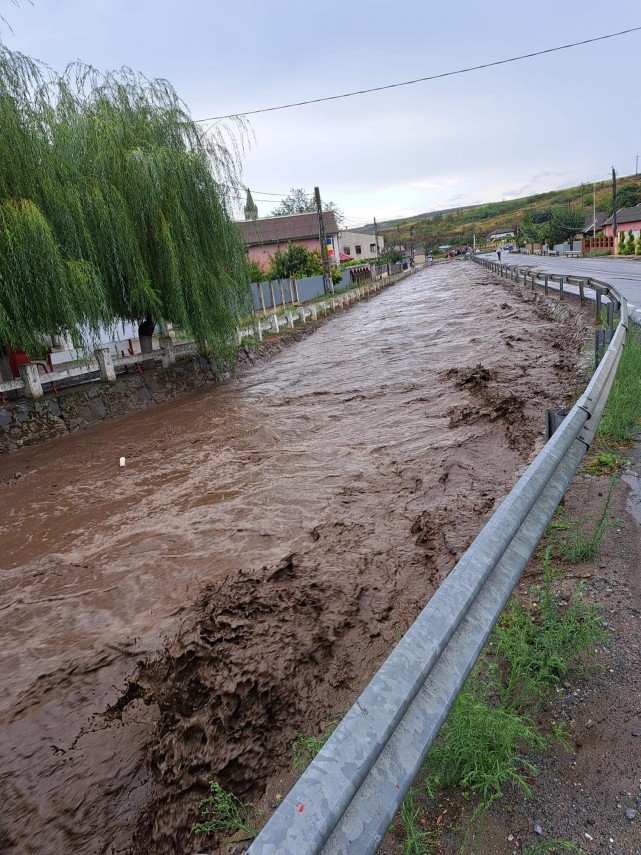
[370,243,376,253]
[344,246,350,255]
[355,244,362,254]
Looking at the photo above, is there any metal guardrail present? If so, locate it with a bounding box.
[248,257,630,854]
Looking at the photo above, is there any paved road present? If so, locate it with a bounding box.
[494,254,641,310]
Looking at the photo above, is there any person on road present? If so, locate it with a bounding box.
[497,248,502,262]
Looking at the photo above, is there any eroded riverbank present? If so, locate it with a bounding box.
[0,262,592,853]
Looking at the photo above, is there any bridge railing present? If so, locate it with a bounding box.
[248,257,630,854]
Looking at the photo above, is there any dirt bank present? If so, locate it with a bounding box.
[0,262,592,854]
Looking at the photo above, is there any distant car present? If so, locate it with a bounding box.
[503,244,514,251]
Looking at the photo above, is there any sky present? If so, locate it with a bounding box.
[2,0,641,228]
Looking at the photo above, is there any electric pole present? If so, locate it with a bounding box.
[373,217,380,263]
[314,186,333,294]
[473,222,476,252]
[409,226,414,264]
[612,167,618,244]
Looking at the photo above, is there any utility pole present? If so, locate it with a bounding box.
[373,217,380,263]
[409,226,414,264]
[314,186,333,294]
[473,222,476,252]
[612,167,618,244]
[636,154,639,175]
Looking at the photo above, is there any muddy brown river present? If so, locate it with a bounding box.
[0,262,590,854]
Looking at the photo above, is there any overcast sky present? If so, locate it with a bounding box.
[3,0,641,227]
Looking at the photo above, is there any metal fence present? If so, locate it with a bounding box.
[248,257,630,854]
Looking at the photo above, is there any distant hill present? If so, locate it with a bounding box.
[358,175,640,251]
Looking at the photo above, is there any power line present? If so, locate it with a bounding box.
[195,27,641,122]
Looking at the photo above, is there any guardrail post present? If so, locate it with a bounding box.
[297,307,306,325]
[19,363,44,398]
[285,311,295,329]
[310,304,318,321]
[160,336,176,368]
[95,347,117,382]
[522,271,527,288]
[559,277,564,300]
[270,314,280,334]
[544,274,549,295]
[607,301,615,330]
[546,406,568,440]
[579,279,586,305]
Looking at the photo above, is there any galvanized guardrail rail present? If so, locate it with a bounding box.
[248,257,630,854]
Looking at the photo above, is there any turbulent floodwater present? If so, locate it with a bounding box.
[0,262,589,854]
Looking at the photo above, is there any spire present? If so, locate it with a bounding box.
[244,188,258,221]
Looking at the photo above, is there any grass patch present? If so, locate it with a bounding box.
[581,450,621,475]
[598,326,641,441]
[191,781,257,843]
[523,841,585,854]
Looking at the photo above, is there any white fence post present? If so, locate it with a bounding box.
[253,320,263,342]
[95,347,117,382]
[159,336,176,368]
[270,314,280,334]
[297,307,306,324]
[19,363,43,398]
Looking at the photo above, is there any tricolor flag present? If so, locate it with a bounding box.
[326,237,334,255]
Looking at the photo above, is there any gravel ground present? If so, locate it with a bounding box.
[379,442,641,855]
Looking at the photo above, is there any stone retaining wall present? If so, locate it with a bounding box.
[0,333,310,456]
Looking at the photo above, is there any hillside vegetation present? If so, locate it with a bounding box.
[370,174,640,252]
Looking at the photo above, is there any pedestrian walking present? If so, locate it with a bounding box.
[497,248,502,262]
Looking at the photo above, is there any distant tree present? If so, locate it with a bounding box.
[618,232,626,253]
[267,243,323,279]
[548,207,586,247]
[379,247,404,264]
[625,229,636,255]
[531,209,552,224]
[271,188,344,225]
[616,184,640,210]
[636,231,641,256]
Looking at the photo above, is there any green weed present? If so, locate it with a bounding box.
[399,789,437,854]
[422,672,543,804]
[292,729,332,769]
[493,557,608,709]
[192,780,257,841]
[550,479,617,564]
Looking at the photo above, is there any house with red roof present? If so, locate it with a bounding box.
[237,211,340,272]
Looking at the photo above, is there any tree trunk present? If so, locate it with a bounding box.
[138,316,155,369]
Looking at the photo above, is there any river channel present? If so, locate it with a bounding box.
[0,261,590,853]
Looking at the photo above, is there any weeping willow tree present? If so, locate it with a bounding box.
[0,43,250,358]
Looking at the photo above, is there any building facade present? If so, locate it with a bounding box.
[338,230,383,260]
